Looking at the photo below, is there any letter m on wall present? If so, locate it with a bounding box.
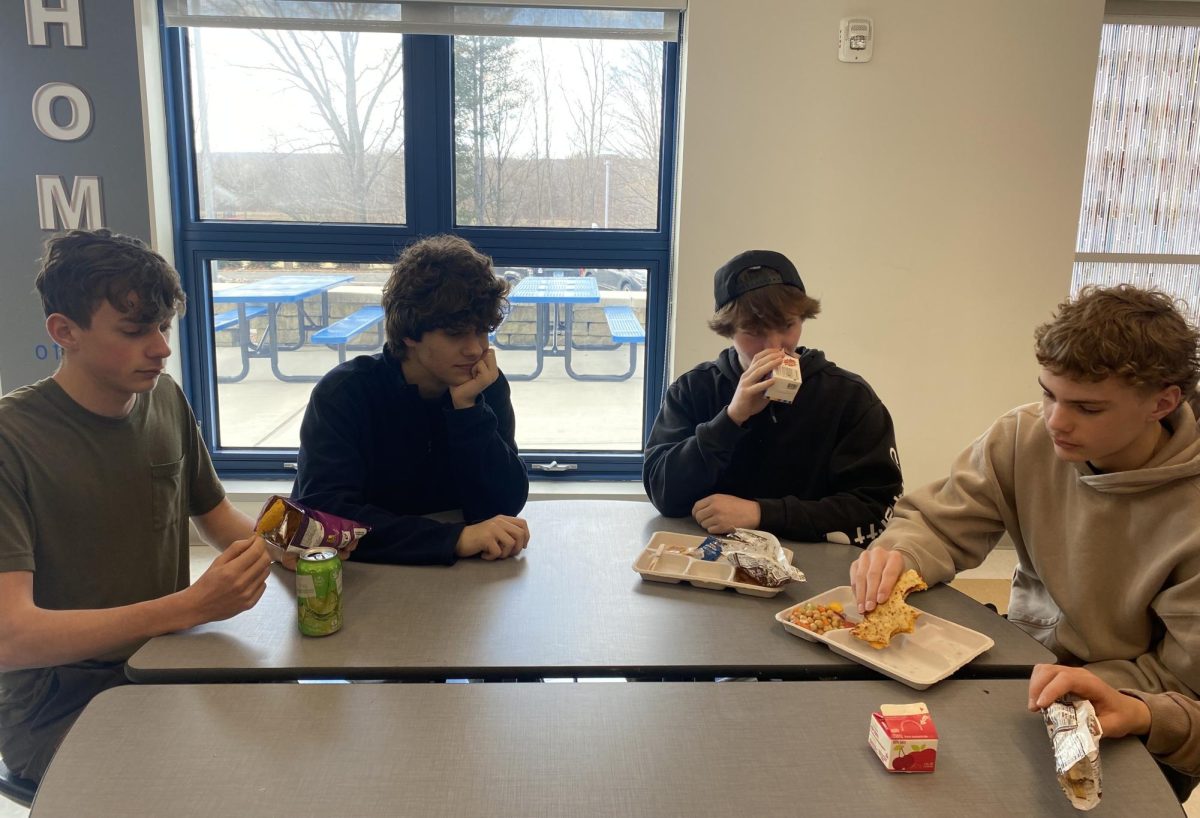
[35,174,104,230]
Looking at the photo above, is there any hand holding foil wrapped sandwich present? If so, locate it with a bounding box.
[1028,664,1163,811]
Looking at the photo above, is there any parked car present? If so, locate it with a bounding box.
[496,266,647,292]
[589,268,647,291]
[534,267,646,291]
[497,267,531,286]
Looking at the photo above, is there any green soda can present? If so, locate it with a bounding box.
[297,547,342,636]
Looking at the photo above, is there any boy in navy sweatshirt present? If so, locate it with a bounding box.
[294,235,529,565]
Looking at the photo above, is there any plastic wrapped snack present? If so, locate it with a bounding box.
[719,529,806,587]
[1042,698,1103,811]
[657,529,804,587]
[255,495,370,555]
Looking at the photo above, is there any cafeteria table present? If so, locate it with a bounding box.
[127,500,1052,683]
[30,680,1182,817]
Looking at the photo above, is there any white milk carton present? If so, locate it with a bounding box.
[765,354,802,403]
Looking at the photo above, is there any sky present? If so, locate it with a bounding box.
[191,28,656,159]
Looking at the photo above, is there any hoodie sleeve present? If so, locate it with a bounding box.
[1120,689,1200,778]
[755,399,904,545]
[293,375,463,566]
[643,375,750,516]
[444,373,529,521]
[871,420,1013,584]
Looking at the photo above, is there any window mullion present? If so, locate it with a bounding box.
[403,33,455,237]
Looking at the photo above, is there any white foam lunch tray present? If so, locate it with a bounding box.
[632,531,796,598]
[775,585,995,690]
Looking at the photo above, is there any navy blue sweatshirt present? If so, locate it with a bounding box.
[643,347,902,545]
[293,349,529,564]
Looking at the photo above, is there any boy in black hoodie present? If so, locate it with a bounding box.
[643,249,902,545]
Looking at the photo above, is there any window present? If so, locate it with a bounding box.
[1073,19,1200,321]
[162,2,680,478]
[188,27,406,224]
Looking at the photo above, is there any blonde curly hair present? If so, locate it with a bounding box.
[1034,285,1200,395]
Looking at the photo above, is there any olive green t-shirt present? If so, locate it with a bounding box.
[0,376,223,738]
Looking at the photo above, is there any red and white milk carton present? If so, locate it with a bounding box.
[764,354,802,403]
[868,703,938,773]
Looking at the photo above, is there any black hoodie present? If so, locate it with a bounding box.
[293,348,528,565]
[643,347,902,545]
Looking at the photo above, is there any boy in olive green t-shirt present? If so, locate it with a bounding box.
[0,230,278,783]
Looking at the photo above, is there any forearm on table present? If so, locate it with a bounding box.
[456,445,529,518]
[353,516,462,565]
[758,490,894,545]
[0,591,199,671]
[1123,690,1200,777]
[644,431,738,515]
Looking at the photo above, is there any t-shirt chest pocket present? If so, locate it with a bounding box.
[150,457,185,533]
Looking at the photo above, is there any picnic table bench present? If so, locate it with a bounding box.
[311,305,385,363]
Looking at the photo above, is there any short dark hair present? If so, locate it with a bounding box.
[708,269,821,338]
[34,229,186,328]
[1034,285,1200,395]
[381,235,508,357]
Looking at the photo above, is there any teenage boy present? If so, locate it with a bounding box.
[851,285,1200,698]
[643,249,903,544]
[293,235,529,565]
[1029,664,1200,779]
[0,229,274,783]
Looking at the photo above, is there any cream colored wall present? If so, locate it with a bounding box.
[670,0,1105,489]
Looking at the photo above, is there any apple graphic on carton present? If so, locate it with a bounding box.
[892,745,937,772]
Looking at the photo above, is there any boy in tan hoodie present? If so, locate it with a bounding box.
[850,285,1200,791]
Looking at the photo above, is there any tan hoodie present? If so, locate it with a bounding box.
[1123,690,1200,777]
[876,401,1200,697]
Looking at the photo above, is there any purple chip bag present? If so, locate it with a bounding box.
[255,495,370,554]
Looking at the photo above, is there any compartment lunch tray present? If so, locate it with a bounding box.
[632,530,796,598]
[775,585,995,690]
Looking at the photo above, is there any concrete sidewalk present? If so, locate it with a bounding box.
[212,342,647,452]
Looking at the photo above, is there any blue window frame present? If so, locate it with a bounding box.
[161,22,678,480]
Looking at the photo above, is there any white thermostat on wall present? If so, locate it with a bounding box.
[838,17,873,63]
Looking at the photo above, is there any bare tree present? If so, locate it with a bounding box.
[610,41,662,161]
[454,36,529,225]
[608,41,664,225]
[242,19,405,222]
[563,40,611,226]
[527,40,557,226]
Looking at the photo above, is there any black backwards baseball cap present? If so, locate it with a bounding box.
[713,250,806,311]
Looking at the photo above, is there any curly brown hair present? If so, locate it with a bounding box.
[707,271,821,338]
[381,235,508,357]
[1034,285,1200,395]
[34,229,185,327]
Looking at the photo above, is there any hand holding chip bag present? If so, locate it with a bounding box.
[255,495,370,561]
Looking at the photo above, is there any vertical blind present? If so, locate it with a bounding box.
[1073,21,1200,323]
[1075,23,1200,255]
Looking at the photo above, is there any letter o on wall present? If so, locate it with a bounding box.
[32,82,93,141]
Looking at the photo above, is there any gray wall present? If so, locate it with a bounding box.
[0,0,153,394]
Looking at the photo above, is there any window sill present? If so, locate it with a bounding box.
[222,478,648,506]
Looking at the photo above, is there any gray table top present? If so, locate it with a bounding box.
[31,680,1181,817]
[127,500,1052,682]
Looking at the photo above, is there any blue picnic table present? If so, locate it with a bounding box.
[502,276,643,382]
[212,274,354,383]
